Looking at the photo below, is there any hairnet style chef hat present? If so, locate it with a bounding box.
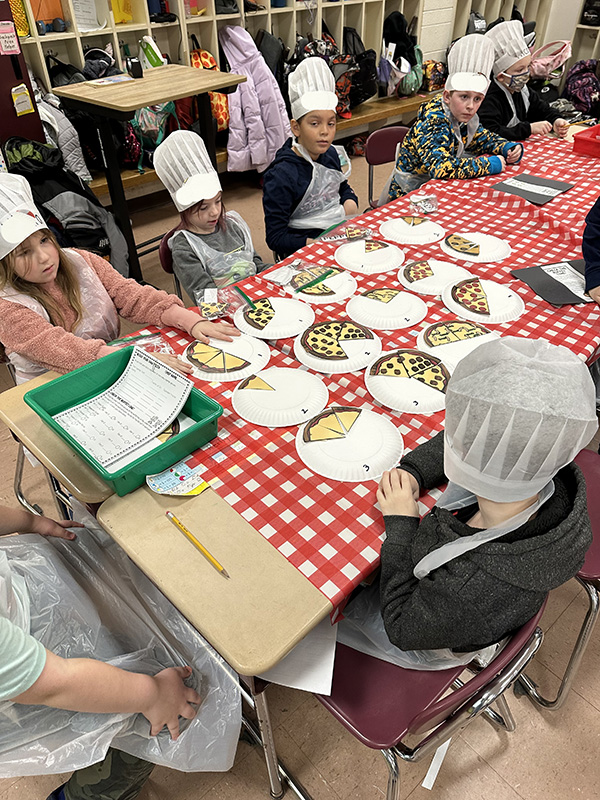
[486,20,531,76]
[445,33,495,94]
[443,337,598,502]
[154,130,222,212]
[0,173,47,260]
[288,56,337,121]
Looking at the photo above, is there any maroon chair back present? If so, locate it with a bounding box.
[574,449,600,582]
[364,126,409,167]
[158,227,180,276]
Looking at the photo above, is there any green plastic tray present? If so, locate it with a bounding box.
[24,347,222,496]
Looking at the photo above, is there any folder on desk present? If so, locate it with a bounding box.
[492,172,574,205]
[510,259,592,306]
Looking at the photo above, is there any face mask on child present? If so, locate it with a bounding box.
[501,70,530,91]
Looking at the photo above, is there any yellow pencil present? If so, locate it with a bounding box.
[166,511,230,579]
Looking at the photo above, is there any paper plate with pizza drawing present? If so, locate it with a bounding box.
[296,406,404,482]
[334,239,405,275]
[184,335,270,382]
[365,349,451,414]
[233,297,315,340]
[441,277,525,324]
[439,232,511,263]
[345,288,428,330]
[398,259,472,296]
[232,367,328,428]
[417,320,500,368]
[286,265,357,305]
[293,320,382,374]
[379,215,445,245]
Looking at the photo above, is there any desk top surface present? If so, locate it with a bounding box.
[53,64,245,112]
[97,485,331,675]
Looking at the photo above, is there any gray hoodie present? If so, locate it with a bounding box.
[380,431,592,652]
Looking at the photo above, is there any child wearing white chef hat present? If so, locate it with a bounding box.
[154,130,269,301]
[387,34,523,201]
[376,337,596,655]
[479,20,569,141]
[263,57,358,259]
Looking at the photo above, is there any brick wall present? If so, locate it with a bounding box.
[418,0,456,62]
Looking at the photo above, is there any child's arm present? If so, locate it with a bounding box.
[478,91,533,141]
[263,166,314,256]
[469,125,523,164]
[417,119,509,181]
[0,505,83,540]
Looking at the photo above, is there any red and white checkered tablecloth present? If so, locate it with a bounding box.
[140,137,600,610]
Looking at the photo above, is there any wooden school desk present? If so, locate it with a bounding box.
[53,65,246,283]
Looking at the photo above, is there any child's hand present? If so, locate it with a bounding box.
[190,319,240,344]
[377,469,420,518]
[343,198,359,216]
[506,145,522,165]
[143,666,201,740]
[495,155,506,172]
[531,120,552,135]
[30,516,84,540]
[153,352,194,376]
[553,118,570,138]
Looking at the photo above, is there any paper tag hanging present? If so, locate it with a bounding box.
[11,83,34,116]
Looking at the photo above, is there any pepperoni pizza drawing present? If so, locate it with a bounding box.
[365,348,451,414]
[441,277,525,324]
[294,319,382,373]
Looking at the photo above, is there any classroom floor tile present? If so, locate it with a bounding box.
[1,157,600,800]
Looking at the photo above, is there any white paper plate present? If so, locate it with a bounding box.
[184,335,270,382]
[397,259,473,296]
[232,367,328,428]
[379,216,445,245]
[285,266,358,305]
[233,297,315,339]
[296,406,404,482]
[346,288,428,330]
[293,320,382,374]
[417,320,500,368]
[365,349,451,414]
[334,239,405,274]
[439,232,511,263]
[441,277,525,324]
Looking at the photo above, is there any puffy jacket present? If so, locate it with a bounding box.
[218,26,291,172]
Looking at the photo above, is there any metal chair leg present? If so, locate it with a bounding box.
[380,748,400,800]
[13,443,43,515]
[517,577,600,710]
[44,469,72,520]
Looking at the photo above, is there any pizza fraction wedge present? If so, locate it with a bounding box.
[403,260,434,283]
[290,265,343,296]
[187,341,250,374]
[303,407,361,443]
[238,374,275,391]
[301,320,375,360]
[364,239,389,253]
[362,288,401,304]
[243,298,276,331]
[423,320,491,348]
[399,215,426,227]
[345,225,369,239]
[369,349,450,394]
[199,301,229,319]
[445,233,480,256]
[450,278,490,316]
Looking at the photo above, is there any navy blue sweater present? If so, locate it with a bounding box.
[262,138,358,258]
[583,195,600,292]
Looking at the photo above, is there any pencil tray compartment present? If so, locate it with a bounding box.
[573,124,600,157]
[24,347,223,497]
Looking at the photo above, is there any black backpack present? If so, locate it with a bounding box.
[341,27,378,108]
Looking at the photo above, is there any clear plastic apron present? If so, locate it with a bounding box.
[494,78,531,127]
[288,141,350,231]
[174,210,255,288]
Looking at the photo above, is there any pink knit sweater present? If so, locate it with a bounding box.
[0,249,184,375]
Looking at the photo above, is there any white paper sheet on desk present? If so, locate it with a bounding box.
[53,348,192,469]
[257,617,337,695]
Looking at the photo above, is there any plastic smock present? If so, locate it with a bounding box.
[0,249,119,384]
[413,336,598,579]
[288,140,351,231]
[170,210,256,288]
[0,173,47,260]
[486,20,532,127]
[154,130,222,211]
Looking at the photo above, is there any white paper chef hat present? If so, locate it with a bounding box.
[153,130,222,212]
[486,20,531,76]
[288,57,337,121]
[443,337,598,502]
[445,34,495,94]
[0,173,47,261]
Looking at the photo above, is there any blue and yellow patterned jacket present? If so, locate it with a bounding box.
[389,95,521,200]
